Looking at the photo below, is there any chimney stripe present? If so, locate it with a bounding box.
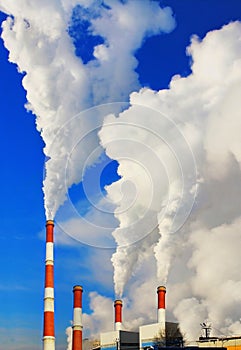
[74,290,82,308]
[46,221,54,242]
[44,297,54,312]
[46,242,54,262]
[45,265,54,288]
[44,287,54,299]
[72,330,82,350]
[43,312,55,336]
[73,308,83,326]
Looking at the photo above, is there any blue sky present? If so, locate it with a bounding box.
[1,1,241,349]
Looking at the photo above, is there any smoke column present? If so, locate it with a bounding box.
[99,102,197,296]
[0,0,175,220]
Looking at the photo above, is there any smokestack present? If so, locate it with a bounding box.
[114,300,123,331]
[157,286,166,326]
[72,285,83,350]
[43,220,55,350]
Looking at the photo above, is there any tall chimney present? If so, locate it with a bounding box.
[157,286,166,328]
[72,285,83,350]
[43,220,55,350]
[114,300,123,331]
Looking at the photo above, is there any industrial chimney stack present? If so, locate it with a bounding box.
[43,220,55,350]
[114,300,123,331]
[72,285,83,350]
[157,286,166,335]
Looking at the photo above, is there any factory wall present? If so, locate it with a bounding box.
[100,330,139,350]
[139,321,182,349]
[139,322,165,349]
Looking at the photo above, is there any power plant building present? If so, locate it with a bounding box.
[100,330,139,350]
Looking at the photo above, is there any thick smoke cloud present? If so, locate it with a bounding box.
[99,105,197,296]
[0,0,175,219]
[98,20,241,339]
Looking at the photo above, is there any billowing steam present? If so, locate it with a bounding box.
[99,20,241,340]
[1,0,241,345]
[99,102,198,296]
[0,0,175,219]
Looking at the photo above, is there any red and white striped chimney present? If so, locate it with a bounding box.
[114,300,123,331]
[43,220,55,350]
[157,286,166,327]
[72,285,83,350]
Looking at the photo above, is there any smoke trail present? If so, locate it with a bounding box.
[99,21,241,304]
[99,101,197,296]
[0,0,175,220]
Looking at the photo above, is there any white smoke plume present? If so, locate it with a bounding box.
[99,80,198,296]
[83,292,113,338]
[98,20,241,339]
[66,325,72,350]
[0,0,175,219]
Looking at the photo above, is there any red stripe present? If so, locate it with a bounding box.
[46,222,54,243]
[45,265,54,288]
[43,311,55,337]
[74,289,83,308]
[115,304,122,323]
[158,290,166,309]
[72,329,82,350]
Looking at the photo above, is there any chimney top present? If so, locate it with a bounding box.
[73,285,83,292]
[46,220,54,226]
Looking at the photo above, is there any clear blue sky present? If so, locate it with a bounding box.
[0,1,241,349]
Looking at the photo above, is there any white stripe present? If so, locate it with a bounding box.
[73,307,82,327]
[43,337,55,350]
[115,322,122,331]
[46,242,54,262]
[158,308,165,324]
[45,287,54,299]
[44,298,54,312]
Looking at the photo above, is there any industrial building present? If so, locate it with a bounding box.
[100,286,183,350]
[100,330,139,350]
[198,335,241,350]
